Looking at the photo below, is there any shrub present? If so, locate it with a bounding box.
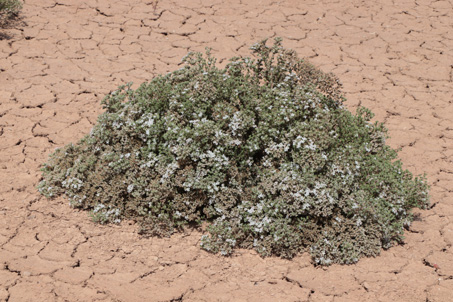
[0,0,22,26]
[38,38,429,265]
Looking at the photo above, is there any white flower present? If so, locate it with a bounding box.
[229,112,242,136]
[356,217,362,226]
[305,140,317,151]
[294,136,307,149]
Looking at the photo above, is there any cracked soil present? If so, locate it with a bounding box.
[0,0,452,301]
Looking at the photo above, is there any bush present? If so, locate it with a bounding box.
[38,38,429,265]
[0,0,22,26]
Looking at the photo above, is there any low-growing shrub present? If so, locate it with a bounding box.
[0,0,22,26]
[38,38,429,265]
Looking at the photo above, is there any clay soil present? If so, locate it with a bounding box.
[0,0,452,301]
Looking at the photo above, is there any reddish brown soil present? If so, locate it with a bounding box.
[1,0,452,301]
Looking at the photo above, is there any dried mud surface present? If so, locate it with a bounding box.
[0,0,452,301]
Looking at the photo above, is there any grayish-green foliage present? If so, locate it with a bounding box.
[38,39,429,265]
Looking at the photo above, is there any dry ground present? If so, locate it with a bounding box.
[0,0,452,301]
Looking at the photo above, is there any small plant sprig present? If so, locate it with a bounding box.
[38,38,429,265]
[0,0,22,27]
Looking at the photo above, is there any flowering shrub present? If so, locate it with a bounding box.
[38,38,429,265]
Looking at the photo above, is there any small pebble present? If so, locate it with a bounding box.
[22,271,31,277]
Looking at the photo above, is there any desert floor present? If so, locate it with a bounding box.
[0,0,452,301]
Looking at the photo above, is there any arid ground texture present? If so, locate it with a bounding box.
[0,0,452,301]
